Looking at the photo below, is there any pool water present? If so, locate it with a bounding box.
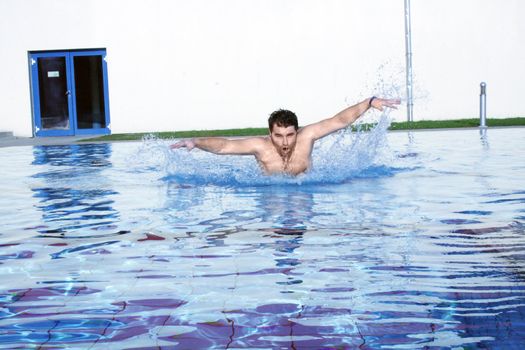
[0,124,524,349]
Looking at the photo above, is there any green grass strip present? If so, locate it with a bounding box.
[82,128,269,142]
[389,117,525,130]
[81,117,525,142]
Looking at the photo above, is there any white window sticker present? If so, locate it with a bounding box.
[47,71,60,78]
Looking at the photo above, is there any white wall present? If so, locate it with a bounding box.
[411,0,525,120]
[0,0,523,137]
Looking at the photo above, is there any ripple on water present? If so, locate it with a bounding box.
[0,125,524,348]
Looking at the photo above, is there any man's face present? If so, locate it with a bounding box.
[270,125,297,157]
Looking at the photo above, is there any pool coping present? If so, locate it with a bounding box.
[1,125,523,148]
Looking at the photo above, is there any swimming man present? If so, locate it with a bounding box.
[170,97,400,175]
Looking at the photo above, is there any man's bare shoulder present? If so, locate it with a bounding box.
[296,125,317,142]
[248,135,271,151]
[238,135,268,144]
[249,135,269,142]
[228,135,270,154]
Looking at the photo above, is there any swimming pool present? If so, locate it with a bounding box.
[1,125,524,349]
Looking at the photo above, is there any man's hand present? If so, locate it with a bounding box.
[370,97,401,111]
[170,139,195,151]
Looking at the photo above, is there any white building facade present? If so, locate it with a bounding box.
[1,0,523,137]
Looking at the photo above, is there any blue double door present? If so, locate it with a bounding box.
[29,50,110,137]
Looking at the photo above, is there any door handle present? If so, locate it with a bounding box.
[65,90,71,96]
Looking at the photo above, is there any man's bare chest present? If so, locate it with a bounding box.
[257,146,312,175]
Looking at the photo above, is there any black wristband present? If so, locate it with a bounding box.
[368,96,377,109]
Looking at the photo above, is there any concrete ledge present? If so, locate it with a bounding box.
[0,135,106,148]
[0,131,14,138]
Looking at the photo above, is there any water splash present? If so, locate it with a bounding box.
[126,134,174,174]
[307,114,393,183]
[135,112,400,186]
[356,61,429,122]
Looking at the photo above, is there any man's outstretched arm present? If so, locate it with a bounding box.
[170,137,263,155]
[301,97,400,141]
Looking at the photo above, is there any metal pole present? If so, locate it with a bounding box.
[404,0,414,122]
[480,82,487,128]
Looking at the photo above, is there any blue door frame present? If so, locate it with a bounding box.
[29,49,111,137]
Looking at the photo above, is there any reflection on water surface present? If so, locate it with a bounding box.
[0,128,524,348]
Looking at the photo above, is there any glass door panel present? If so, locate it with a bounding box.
[36,56,73,133]
[30,49,110,137]
[73,55,107,129]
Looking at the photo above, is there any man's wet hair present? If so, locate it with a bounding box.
[268,109,298,132]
